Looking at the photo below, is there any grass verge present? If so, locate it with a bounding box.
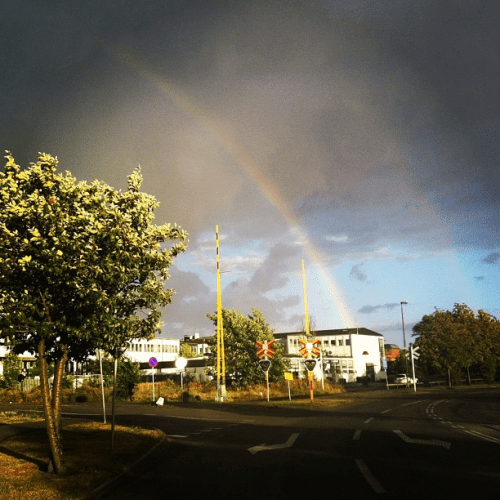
[0,412,163,500]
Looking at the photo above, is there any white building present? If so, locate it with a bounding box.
[124,337,180,364]
[65,337,180,374]
[181,334,211,357]
[274,327,386,382]
[0,339,36,376]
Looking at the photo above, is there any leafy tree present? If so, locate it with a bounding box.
[0,152,187,472]
[206,307,289,387]
[412,303,500,385]
[179,343,196,358]
[0,350,22,388]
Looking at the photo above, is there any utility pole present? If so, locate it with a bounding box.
[302,259,314,402]
[215,225,227,402]
[302,259,310,336]
[400,301,409,388]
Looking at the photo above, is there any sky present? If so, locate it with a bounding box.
[2,0,499,347]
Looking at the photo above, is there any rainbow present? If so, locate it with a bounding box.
[104,43,357,328]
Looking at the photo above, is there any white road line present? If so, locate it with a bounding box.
[248,433,300,455]
[381,409,392,414]
[393,430,451,450]
[364,417,374,424]
[464,430,500,444]
[401,400,427,407]
[353,429,362,441]
[355,459,386,494]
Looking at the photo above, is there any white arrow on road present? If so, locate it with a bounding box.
[394,430,451,450]
[248,433,300,455]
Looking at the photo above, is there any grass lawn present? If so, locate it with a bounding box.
[0,412,163,500]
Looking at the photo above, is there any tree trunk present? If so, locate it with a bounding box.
[52,345,68,447]
[111,356,118,451]
[38,339,66,474]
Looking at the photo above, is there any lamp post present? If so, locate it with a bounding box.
[400,301,409,386]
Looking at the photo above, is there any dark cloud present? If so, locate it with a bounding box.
[2,1,499,338]
[483,252,500,264]
[249,242,301,293]
[349,263,368,282]
[358,303,400,314]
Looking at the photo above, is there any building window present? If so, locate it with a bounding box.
[338,339,344,346]
[345,339,351,346]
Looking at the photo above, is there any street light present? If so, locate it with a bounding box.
[400,301,409,385]
[400,301,408,349]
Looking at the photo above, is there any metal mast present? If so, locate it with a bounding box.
[216,225,227,402]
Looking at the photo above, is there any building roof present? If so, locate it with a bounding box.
[274,327,383,339]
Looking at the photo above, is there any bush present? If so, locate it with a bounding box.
[0,388,23,403]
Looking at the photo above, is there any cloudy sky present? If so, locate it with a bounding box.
[2,0,499,346]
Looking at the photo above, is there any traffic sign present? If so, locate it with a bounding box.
[411,345,420,360]
[259,359,272,372]
[149,357,158,368]
[304,359,316,372]
[256,340,275,359]
[298,338,321,359]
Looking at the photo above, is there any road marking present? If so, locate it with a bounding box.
[381,409,392,414]
[355,459,386,494]
[464,430,500,444]
[167,435,188,438]
[364,417,374,424]
[353,430,362,440]
[248,433,299,455]
[393,430,451,450]
[401,400,427,407]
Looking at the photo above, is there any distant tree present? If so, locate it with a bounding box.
[84,355,141,399]
[179,343,196,358]
[0,351,22,388]
[206,308,289,387]
[0,152,187,473]
[412,303,500,385]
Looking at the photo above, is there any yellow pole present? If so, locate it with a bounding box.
[302,259,310,336]
[302,259,313,402]
[216,225,226,402]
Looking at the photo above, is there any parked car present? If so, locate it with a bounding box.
[394,374,418,384]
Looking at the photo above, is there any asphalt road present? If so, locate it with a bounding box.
[3,387,500,499]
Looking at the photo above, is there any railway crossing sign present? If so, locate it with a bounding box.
[256,340,275,359]
[298,339,321,359]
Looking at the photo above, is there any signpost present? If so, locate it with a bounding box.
[299,339,321,403]
[285,372,293,400]
[410,344,419,392]
[149,357,158,403]
[256,339,275,402]
[175,356,188,400]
